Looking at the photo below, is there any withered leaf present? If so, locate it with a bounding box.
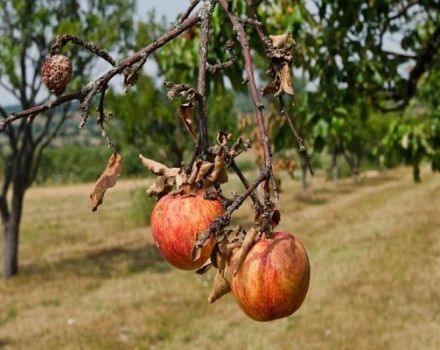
[207,153,228,184]
[139,154,179,176]
[196,261,213,275]
[208,270,231,304]
[280,63,295,96]
[269,33,295,50]
[146,175,172,197]
[195,161,215,184]
[139,154,184,197]
[211,242,227,270]
[216,131,232,145]
[233,227,258,276]
[262,83,279,96]
[90,153,122,212]
[192,230,212,261]
[271,209,281,227]
[179,101,198,142]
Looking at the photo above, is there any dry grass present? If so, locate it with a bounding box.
[0,167,439,350]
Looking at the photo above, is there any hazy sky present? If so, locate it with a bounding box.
[0,1,189,107]
[137,0,188,20]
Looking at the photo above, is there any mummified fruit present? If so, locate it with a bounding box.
[41,54,72,95]
[151,192,223,270]
[229,232,310,322]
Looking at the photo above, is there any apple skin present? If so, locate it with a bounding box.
[229,232,310,321]
[151,192,223,270]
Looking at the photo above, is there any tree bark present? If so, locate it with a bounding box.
[331,150,338,186]
[352,156,360,183]
[2,190,24,278]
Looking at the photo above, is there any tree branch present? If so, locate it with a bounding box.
[278,96,314,175]
[50,35,116,66]
[178,0,202,24]
[197,0,216,157]
[388,0,419,21]
[0,9,201,132]
[219,0,276,232]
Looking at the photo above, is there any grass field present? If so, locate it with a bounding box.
[0,167,439,350]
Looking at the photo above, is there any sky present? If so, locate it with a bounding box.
[0,1,188,107]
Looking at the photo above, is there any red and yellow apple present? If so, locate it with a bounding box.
[229,232,310,321]
[151,192,223,270]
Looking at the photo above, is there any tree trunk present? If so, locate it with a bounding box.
[412,159,421,183]
[2,191,24,279]
[352,156,360,183]
[331,151,338,186]
[301,158,308,192]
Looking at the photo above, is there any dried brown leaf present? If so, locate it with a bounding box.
[280,63,295,96]
[139,154,181,196]
[192,230,212,261]
[179,101,198,142]
[269,33,295,50]
[196,261,213,275]
[207,153,228,183]
[139,154,179,176]
[195,162,215,183]
[216,131,232,145]
[208,270,231,304]
[211,242,227,270]
[262,83,279,96]
[146,176,172,197]
[233,227,258,276]
[90,153,122,212]
[271,209,281,227]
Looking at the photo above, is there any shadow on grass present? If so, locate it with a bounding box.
[295,195,328,205]
[21,243,171,280]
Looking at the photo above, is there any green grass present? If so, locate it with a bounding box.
[0,167,439,349]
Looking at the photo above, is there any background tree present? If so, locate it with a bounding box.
[107,74,236,170]
[219,0,440,182]
[0,0,134,278]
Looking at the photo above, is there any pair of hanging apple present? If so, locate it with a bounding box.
[151,192,310,322]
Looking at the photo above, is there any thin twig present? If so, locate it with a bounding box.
[207,40,236,74]
[96,87,116,151]
[278,96,314,175]
[194,168,269,253]
[230,160,263,213]
[50,35,116,66]
[178,0,202,24]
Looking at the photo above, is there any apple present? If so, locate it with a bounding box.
[229,232,310,321]
[151,192,223,270]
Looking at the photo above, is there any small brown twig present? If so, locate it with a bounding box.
[50,35,116,66]
[193,167,269,255]
[96,87,116,151]
[207,40,236,74]
[278,96,314,175]
[230,160,263,214]
[178,0,202,24]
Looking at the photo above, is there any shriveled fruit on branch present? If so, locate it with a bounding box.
[228,232,310,322]
[151,191,223,270]
[41,54,72,95]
